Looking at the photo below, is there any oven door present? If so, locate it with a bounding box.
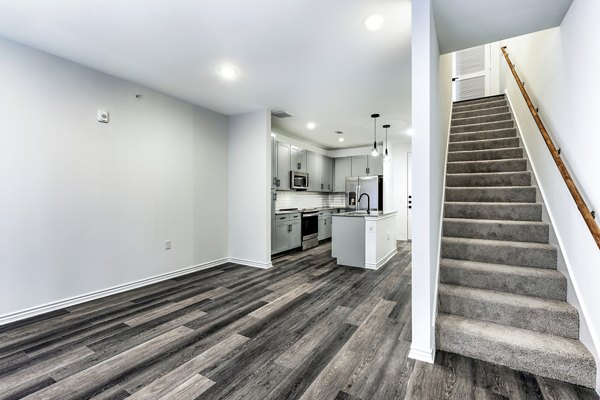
[301,213,318,240]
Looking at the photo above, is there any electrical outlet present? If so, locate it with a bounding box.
[165,240,172,250]
[97,109,109,123]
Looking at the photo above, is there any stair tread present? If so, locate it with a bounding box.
[443,217,547,227]
[447,158,523,164]
[436,314,596,388]
[446,185,535,190]
[441,258,564,279]
[448,136,518,146]
[442,236,555,250]
[448,146,521,154]
[452,112,512,122]
[450,127,516,136]
[453,94,506,104]
[439,283,576,314]
[446,171,529,177]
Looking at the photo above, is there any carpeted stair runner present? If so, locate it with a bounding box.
[436,94,596,389]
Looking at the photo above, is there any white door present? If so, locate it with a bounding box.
[453,44,489,101]
[407,152,412,240]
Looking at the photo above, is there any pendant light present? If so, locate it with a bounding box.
[383,124,390,162]
[371,113,379,157]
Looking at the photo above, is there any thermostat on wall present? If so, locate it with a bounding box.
[97,109,109,123]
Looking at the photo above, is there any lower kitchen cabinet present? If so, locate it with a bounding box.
[318,211,332,240]
[272,213,301,254]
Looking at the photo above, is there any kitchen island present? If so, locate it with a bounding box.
[331,211,397,269]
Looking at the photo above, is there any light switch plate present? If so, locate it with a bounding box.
[165,240,172,250]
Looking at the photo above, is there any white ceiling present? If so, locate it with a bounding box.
[0,0,412,150]
[433,0,573,54]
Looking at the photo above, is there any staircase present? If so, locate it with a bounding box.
[436,94,597,388]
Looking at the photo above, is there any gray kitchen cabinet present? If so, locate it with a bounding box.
[271,213,302,254]
[271,137,277,189]
[275,141,291,190]
[322,156,333,192]
[334,157,351,192]
[272,214,291,254]
[291,146,307,173]
[368,155,384,176]
[351,156,368,176]
[290,219,302,248]
[318,211,333,240]
[307,151,322,192]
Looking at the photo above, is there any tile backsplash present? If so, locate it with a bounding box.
[275,191,345,210]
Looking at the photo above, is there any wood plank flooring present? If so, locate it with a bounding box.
[0,242,597,399]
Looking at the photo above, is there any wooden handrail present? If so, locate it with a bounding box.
[501,46,600,249]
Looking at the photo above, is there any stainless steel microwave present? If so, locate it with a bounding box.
[290,171,309,190]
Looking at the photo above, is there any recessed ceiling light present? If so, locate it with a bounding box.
[406,128,413,136]
[306,122,316,130]
[339,137,345,142]
[365,15,384,31]
[217,64,238,80]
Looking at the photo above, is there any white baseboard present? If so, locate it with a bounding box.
[0,258,229,326]
[408,345,436,364]
[228,257,273,269]
[365,249,398,270]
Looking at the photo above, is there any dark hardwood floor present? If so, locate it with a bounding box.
[0,242,597,399]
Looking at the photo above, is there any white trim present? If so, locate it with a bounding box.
[365,248,398,270]
[408,345,435,363]
[0,258,229,326]
[228,258,273,269]
[431,102,453,334]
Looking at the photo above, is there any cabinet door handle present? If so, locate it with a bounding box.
[366,167,370,174]
[321,183,324,189]
[297,163,301,170]
[324,220,327,225]
[288,224,292,232]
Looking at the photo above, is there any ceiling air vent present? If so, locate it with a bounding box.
[271,110,294,118]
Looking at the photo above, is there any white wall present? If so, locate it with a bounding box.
[499,4,600,390]
[0,37,230,320]
[228,110,272,268]
[391,142,412,240]
[409,0,453,363]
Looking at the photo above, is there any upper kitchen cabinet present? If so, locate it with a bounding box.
[291,146,307,173]
[368,155,384,176]
[307,151,322,192]
[334,157,351,192]
[351,156,368,176]
[322,156,333,192]
[275,141,291,191]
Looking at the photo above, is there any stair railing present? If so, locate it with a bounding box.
[501,46,600,249]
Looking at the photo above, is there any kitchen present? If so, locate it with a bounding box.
[270,119,406,269]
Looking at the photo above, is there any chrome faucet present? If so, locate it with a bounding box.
[358,193,371,215]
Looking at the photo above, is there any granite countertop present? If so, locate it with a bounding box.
[275,206,344,215]
[333,211,397,220]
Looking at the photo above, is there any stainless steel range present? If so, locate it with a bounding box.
[301,209,319,250]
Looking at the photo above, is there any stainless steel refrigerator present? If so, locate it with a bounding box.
[345,175,383,212]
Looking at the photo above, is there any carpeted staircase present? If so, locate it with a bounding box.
[436,94,597,388]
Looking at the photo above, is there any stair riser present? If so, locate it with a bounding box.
[446,187,536,203]
[446,172,531,187]
[451,120,514,134]
[452,99,508,113]
[443,220,549,243]
[451,113,512,127]
[438,292,578,339]
[447,159,527,174]
[449,137,519,152]
[444,203,542,221]
[448,148,523,162]
[454,95,506,107]
[441,239,557,268]
[450,128,516,143]
[453,106,509,119]
[436,321,596,388]
[440,265,567,300]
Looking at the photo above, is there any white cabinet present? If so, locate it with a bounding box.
[272,213,302,254]
[368,155,384,176]
[291,146,307,173]
[334,157,352,192]
[351,156,368,176]
[318,211,333,240]
[307,151,322,192]
[322,156,333,192]
[275,141,291,191]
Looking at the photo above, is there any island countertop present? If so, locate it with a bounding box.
[333,211,397,220]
